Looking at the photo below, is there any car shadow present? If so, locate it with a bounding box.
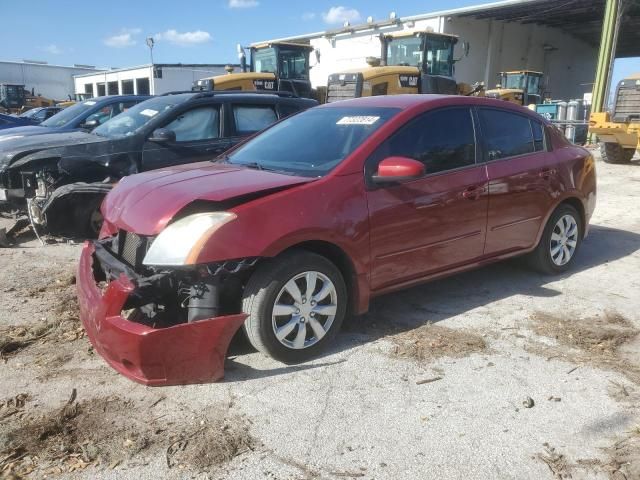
[224,224,640,380]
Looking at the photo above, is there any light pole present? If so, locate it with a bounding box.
[146,37,155,95]
[146,37,155,66]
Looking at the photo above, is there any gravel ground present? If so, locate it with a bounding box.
[0,150,639,480]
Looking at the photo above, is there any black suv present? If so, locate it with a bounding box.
[0,91,317,238]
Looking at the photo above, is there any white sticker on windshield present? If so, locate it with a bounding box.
[140,108,159,117]
[83,101,96,106]
[336,116,380,125]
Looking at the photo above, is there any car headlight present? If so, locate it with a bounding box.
[142,212,236,266]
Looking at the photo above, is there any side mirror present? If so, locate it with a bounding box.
[372,157,425,184]
[149,128,176,143]
[80,118,99,130]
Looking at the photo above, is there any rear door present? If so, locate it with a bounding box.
[479,107,556,255]
[141,102,228,170]
[366,107,489,290]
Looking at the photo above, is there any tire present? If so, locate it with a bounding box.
[528,204,582,275]
[242,250,348,363]
[600,142,635,164]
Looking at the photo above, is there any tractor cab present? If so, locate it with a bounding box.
[192,42,315,99]
[0,84,27,112]
[326,30,463,102]
[486,70,544,106]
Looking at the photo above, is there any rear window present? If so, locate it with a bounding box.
[478,108,535,160]
[233,105,278,135]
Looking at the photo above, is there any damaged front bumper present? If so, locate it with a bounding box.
[77,241,247,386]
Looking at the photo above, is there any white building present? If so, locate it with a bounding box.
[0,61,104,101]
[255,0,602,101]
[73,64,236,97]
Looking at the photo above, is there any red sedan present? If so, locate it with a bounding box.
[77,94,597,385]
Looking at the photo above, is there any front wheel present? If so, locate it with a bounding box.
[242,250,347,363]
[528,204,582,274]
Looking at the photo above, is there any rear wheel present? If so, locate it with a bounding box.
[528,204,582,275]
[600,142,635,164]
[242,250,347,363]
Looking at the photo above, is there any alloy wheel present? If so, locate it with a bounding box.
[550,214,578,266]
[271,271,338,350]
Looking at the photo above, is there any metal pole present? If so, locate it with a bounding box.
[591,0,619,114]
[603,0,624,108]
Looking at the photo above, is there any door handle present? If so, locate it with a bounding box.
[538,168,556,179]
[462,185,482,200]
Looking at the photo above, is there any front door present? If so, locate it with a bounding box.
[141,104,229,171]
[365,107,489,291]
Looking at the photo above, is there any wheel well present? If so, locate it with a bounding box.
[559,197,586,237]
[280,240,358,315]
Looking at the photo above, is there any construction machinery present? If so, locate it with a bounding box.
[589,73,640,164]
[325,29,478,103]
[56,92,94,108]
[0,84,27,112]
[485,70,544,106]
[0,84,59,114]
[192,42,316,99]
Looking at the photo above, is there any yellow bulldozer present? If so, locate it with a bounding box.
[485,70,544,106]
[325,29,480,103]
[192,42,317,99]
[589,73,640,164]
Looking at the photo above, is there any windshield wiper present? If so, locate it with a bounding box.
[241,161,265,171]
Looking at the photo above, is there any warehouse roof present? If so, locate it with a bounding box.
[73,63,240,78]
[255,0,640,58]
[456,0,640,58]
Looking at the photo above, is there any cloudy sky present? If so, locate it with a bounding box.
[1,0,635,89]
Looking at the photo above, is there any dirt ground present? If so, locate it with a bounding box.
[0,150,639,480]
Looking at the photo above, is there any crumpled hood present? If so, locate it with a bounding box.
[0,131,104,170]
[103,161,315,235]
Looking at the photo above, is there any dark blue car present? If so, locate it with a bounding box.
[0,113,34,130]
[0,95,151,138]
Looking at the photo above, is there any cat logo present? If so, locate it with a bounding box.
[398,75,419,88]
[253,79,276,91]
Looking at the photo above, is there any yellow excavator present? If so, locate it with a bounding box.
[326,29,480,103]
[589,73,640,164]
[192,42,316,99]
[485,70,544,106]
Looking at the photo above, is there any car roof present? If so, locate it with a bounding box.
[161,91,317,104]
[88,95,153,104]
[320,94,546,119]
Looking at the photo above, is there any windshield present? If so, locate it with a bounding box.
[387,36,423,67]
[386,34,454,76]
[41,100,96,127]
[93,96,180,139]
[226,107,399,177]
[504,74,525,90]
[19,108,42,119]
[279,48,309,80]
[253,47,277,73]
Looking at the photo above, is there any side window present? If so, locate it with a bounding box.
[85,105,115,125]
[531,119,545,152]
[165,106,220,142]
[44,109,58,119]
[370,108,476,175]
[233,105,278,135]
[34,110,48,122]
[478,108,534,160]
